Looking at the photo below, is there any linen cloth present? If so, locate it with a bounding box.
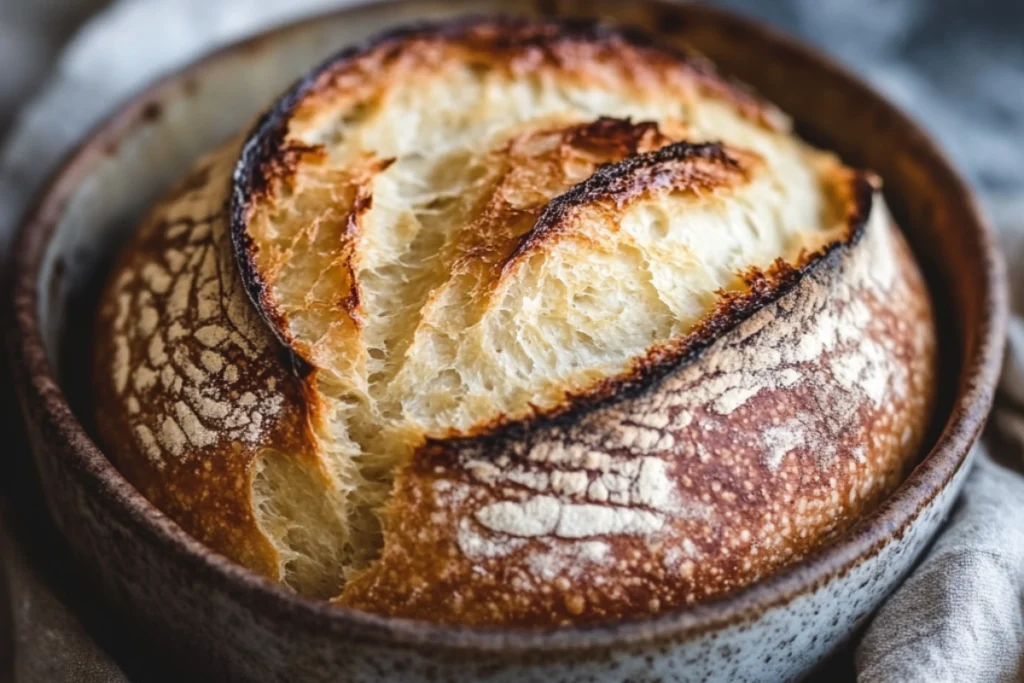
[2,1,1024,681]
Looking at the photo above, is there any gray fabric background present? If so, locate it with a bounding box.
[2,1,1023,681]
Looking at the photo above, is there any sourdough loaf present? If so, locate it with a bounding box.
[93,19,936,626]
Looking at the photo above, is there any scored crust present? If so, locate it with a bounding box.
[93,19,936,624]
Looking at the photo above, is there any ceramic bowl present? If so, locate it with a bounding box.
[7,1,1007,681]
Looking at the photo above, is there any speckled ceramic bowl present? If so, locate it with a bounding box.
[7,1,1006,682]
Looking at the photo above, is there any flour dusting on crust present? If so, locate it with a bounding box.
[105,148,287,467]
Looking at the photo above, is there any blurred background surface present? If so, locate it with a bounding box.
[0,0,110,134]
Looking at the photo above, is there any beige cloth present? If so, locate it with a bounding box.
[1,1,1023,681]
[857,454,1024,682]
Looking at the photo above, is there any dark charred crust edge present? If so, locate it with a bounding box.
[230,16,781,377]
[426,170,875,455]
[501,140,743,272]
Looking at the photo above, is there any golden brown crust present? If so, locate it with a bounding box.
[287,18,785,144]
[232,19,788,365]
[92,143,320,581]
[501,140,758,276]
[93,17,937,626]
[340,217,934,625]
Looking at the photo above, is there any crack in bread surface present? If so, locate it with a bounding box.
[240,26,863,588]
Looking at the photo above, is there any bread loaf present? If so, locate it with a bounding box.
[93,19,936,626]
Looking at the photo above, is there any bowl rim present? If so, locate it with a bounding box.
[6,0,1008,654]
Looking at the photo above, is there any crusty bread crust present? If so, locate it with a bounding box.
[93,19,936,624]
[341,205,933,625]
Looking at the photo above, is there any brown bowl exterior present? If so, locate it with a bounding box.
[6,1,1006,682]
